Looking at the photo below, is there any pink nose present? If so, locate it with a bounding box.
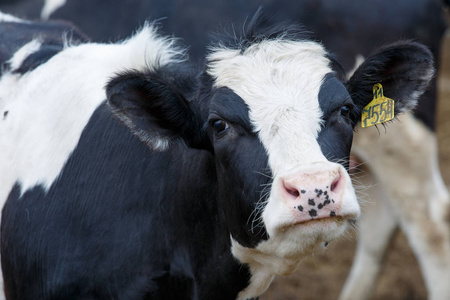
[281,167,345,223]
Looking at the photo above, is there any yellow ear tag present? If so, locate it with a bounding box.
[361,83,395,128]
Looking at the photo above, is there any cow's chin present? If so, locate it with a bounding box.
[231,218,352,300]
[269,217,350,258]
[231,186,359,299]
[232,217,351,275]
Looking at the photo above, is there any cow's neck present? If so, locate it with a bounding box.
[161,148,252,299]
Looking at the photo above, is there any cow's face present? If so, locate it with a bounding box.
[107,17,433,300]
[206,39,359,266]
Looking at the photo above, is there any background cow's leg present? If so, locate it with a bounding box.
[348,113,450,300]
[339,166,397,300]
[397,136,450,300]
[399,217,450,300]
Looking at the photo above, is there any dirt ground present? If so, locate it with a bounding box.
[261,25,450,300]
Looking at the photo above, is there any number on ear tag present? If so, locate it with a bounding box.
[361,83,395,128]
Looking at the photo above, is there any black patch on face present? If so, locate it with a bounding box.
[297,205,303,212]
[209,87,253,132]
[209,88,271,248]
[308,199,315,206]
[317,74,355,169]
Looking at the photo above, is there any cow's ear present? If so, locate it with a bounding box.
[347,41,434,121]
[106,71,208,151]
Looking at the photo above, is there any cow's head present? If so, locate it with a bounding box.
[106,9,433,298]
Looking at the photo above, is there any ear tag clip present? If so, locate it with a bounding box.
[361,83,395,128]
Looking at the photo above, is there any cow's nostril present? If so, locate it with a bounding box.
[330,174,341,192]
[286,187,300,198]
[284,182,300,198]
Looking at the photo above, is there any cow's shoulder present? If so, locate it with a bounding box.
[0,23,187,203]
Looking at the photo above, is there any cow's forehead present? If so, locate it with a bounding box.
[207,40,334,174]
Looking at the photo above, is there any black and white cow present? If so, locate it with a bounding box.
[0,9,434,300]
[3,0,446,299]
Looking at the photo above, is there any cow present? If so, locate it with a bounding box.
[26,1,449,298]
[0,8,435,300]
[1,0,450,299]
[36,0,450,298]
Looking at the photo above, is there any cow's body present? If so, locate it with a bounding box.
[0,8,437,300]
[0,15,221,299]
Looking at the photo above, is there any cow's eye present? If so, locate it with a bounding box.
[340,105,352,117]
[211,119,229,134]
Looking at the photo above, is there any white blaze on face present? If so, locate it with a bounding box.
[208,40,332,175]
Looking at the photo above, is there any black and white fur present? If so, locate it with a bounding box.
[0,9,434,300]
